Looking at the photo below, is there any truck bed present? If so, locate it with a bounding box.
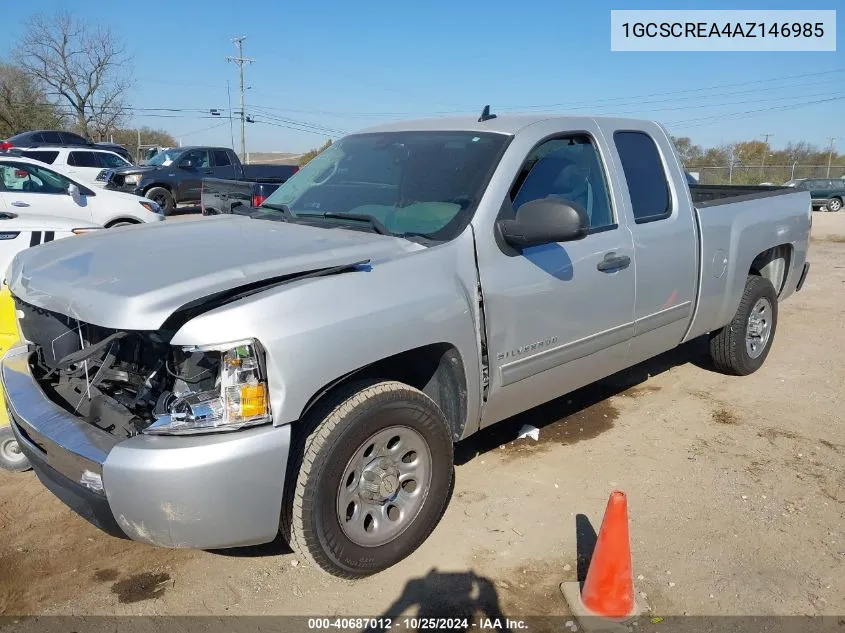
[690,184,794,207]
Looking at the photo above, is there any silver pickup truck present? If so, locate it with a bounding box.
[1,113,811,578]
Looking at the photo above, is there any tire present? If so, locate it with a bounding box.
[282,380,454,578]
[827,197,842,213]
[106,220,139,228]
[0,426,31,472]
[144,187,175,215]
[709,275,778,376]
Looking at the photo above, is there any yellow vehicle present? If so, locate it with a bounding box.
[0,282,25,470]
[0,210,102,471]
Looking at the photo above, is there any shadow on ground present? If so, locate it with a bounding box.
[364,569,510,632]
[455,335,714,465]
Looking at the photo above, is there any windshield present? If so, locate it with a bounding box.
[146,150,181,167]
[260,131,509,241]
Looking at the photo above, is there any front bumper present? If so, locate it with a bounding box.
[1,345,291,549]
[106,182,144,197]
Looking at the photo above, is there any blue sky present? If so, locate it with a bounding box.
[2,0,842,154]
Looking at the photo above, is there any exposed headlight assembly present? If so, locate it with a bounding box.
[124,174,143,185]
[144,339,272,435]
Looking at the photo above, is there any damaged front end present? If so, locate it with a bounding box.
[16,298,271,438]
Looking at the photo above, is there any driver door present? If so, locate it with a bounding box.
[177,149,212,201]
[476,133,636,426]
[0,161,94,223]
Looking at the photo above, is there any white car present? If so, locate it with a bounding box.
[0,210,103,471]
[14,147,133,188]
[0,155,165,227]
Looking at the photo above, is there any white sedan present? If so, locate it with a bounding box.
[0,155,165,227]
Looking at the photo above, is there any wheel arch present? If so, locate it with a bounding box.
[299,343,468,442]
[749,243,792,297]
[104,217,142,228]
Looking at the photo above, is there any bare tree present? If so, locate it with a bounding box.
[0,62,67,137]
[14,11,133,140]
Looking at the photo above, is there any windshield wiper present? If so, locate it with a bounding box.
[297,212,391,236]
[257,202,295,219]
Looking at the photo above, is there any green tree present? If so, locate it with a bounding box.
[298,138,333,167]
[0,62,66,137]
[670,136,704,166]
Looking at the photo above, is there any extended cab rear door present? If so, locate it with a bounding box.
[475,122,637,426]
[603,124,699,366]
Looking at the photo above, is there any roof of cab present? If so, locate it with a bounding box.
[356,114,661,136]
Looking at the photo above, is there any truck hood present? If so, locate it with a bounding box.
[109,165,157,176]
[5,215,422,331]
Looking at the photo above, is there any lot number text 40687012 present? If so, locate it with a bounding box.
[307,617,529,630]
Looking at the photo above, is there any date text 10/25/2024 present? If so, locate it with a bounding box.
[307,618,529,630]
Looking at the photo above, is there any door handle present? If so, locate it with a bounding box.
[11,201,30,208]
[597,252,631,272]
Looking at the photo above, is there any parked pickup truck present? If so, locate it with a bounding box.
[104,146,296,214]
[200,166,299,216]
[1,113,811,579]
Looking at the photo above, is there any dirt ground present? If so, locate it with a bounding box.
[0,213,842,622]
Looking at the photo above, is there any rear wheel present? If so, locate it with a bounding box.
[827,197,842,212]
[144,187,175,215]
[709,275,778,376]
[282,380,453,578]
[0,426,30,472]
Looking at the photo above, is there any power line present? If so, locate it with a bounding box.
[665,95,845,129]
[247,106,348,135]
[226,35,254,163]
[250,117,344,138]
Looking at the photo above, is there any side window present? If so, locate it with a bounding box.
[69,151,99,168]
[98,152,128,168]
[213,150,231,167]
[0,162,72,194]
[61,132,88,145]
[40,131,63,144]
[509,134,615,231]
[181,149,210,168]
[19,151,59,164]
[613,131,671,224]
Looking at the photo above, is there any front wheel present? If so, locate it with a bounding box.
[709,275,779,376]
[0,426,31,472]
[827,197,842,213]
[282,381,454,578]
[144,187,175,215]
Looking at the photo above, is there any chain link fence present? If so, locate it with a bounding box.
[690,165,845,186]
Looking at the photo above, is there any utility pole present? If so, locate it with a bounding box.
[826,137,837,177]
[226,36,254,163]
[227,80,236,152]
[760,133,773,176]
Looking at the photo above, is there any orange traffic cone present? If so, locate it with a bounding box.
[560,490,646,631]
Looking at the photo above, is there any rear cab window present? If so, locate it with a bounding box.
[613,131,672,224]
[213,150,232,167]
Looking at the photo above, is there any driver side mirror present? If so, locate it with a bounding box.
[67,183,81,203]
[179,160,194,170]
[497,198,589,248]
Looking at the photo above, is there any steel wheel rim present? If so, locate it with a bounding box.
[0,436,25,465]
[746,297,773,359]
[336,425,433,547]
